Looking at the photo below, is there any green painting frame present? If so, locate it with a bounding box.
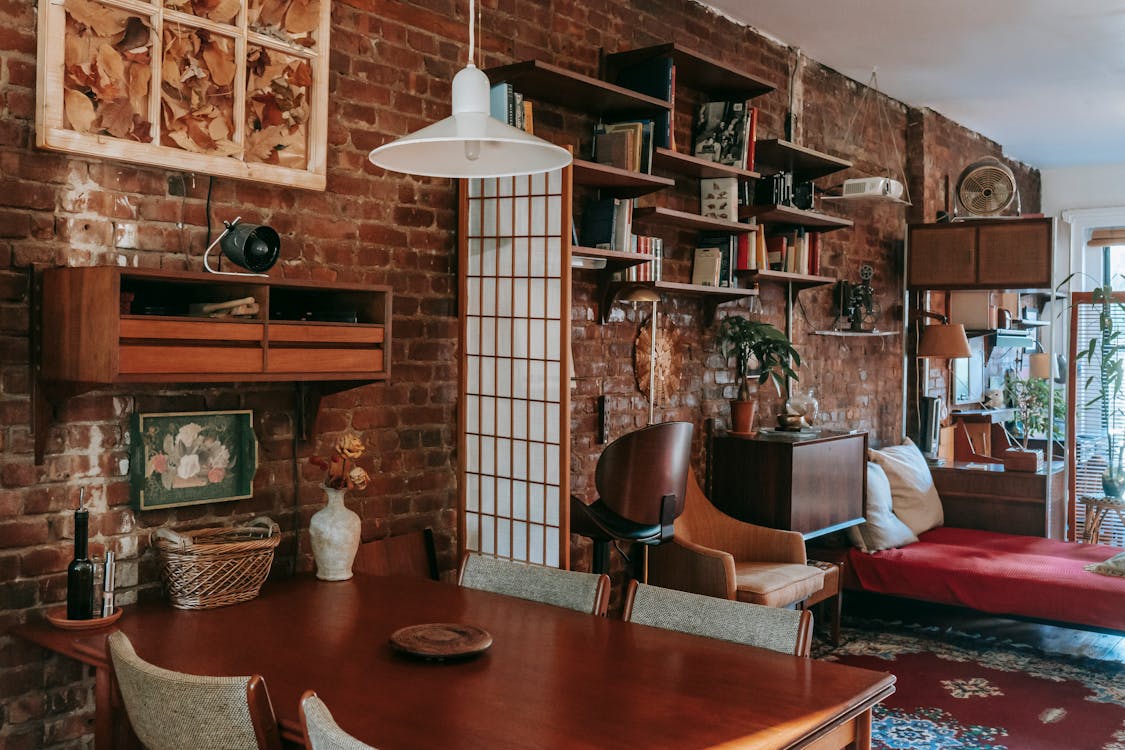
[131,410,258,510]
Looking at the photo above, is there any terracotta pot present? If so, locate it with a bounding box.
[730,399,757,434]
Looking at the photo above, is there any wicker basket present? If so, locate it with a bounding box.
[153,517,280,610]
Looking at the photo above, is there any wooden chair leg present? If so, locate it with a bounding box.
[831,589,842,646]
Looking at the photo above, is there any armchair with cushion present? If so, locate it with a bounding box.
[647,468,824,608]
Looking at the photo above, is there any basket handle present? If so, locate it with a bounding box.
[247,516,280,538]
[152,527,190,548]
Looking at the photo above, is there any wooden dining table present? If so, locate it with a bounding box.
[13,574,894,749]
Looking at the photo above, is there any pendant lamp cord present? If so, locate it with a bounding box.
[468,0,475,65]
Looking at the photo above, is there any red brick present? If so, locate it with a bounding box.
[18,545,70,577]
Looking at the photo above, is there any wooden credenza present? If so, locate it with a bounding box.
[930,462,1065,539]
[710,431,867,540]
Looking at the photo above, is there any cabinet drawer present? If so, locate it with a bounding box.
[120,318,264,342]
[268,323,385,344]
[119,345,263,375]
[267,348,384,374]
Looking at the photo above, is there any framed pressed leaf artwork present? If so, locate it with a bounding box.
[131,409,258,510]
[36,0,330,190]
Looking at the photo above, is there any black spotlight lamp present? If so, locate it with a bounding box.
[203,217,280,276]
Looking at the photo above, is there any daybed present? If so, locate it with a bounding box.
[835,526,1125,632]
[821,440,1125,633]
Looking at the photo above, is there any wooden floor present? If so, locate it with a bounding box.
[839,592,1125,663]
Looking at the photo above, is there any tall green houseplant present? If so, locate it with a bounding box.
[1078,283,1125,496]
[718,316,801,401]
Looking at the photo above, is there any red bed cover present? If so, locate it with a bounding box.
[846,526,1125,632]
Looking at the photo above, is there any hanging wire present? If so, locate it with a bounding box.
[467,0,475,65]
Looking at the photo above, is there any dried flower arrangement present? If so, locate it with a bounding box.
[311,433,370,491]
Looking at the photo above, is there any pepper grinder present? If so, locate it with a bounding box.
[101,551,116,618]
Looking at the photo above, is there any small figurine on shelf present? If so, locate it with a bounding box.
[308,434,371,581]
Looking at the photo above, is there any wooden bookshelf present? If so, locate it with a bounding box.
[603,43,776,99]
[739,204,853,231]
[485,60,671,115]
[572,159,675,198]
[633,206,753,234]
[754,139,852,181]
[652,147,760,181]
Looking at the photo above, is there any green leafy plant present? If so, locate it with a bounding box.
[1004,372,1064,450]
[718,316,800,400]
[1076,282,1125,487]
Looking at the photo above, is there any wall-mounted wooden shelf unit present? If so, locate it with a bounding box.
[485,60,671,115]
[737,269,835,292]
[32,266,391,462]
[603,43,775,100]
[651,147,760,181]
[633,206,754,234]
[571,159,675,198]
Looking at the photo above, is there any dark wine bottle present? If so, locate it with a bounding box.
[66,507,94,620]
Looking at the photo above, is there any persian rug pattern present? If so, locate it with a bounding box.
[815,621,1125,750]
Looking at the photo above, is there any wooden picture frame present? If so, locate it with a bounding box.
[131,409,258,510]
[36,0,330,191]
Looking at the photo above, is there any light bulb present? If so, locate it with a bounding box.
[464,140,481,161]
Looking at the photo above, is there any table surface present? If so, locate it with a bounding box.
[13,575,894,750]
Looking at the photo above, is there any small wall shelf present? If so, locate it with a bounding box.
[633,206,754,234]
[485,60,671,115]
[572,159,675,198]
[754,139,853,181]
[737,269,835,292]
[603,43,775,99]
[812,330,899,337]
[572,245,652,272]
[651,147,760,181]
[739,204,853,231]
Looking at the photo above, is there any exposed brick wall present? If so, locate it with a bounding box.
[0,0,1040,745]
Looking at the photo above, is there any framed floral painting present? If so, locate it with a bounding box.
[131,410,258,510]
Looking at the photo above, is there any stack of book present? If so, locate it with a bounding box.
[692,101,757,170]
[593,120,655,173]
[692,232,738,288]
[490,83,534,133]
[626,237,663,282]
[765,230,822,274]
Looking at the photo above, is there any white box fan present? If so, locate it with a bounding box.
[955,156,1021,218]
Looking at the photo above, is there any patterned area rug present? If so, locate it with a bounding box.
[814,620,1125,750]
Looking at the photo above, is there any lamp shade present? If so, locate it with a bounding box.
[615,284,661,304]
[368,64,572,178]
[1087,227,1125,247]
[918,323,971,359]
[1029,352,1058,380]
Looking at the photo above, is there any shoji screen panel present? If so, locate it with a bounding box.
[459,170,572,567]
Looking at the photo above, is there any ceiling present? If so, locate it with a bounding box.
[699,0,1125,170]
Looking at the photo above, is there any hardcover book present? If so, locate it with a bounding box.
[693,100,750,167]
[700,176,739,222]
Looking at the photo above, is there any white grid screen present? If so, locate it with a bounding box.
[460,171,569,566]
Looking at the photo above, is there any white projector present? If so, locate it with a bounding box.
[841,177,904,200]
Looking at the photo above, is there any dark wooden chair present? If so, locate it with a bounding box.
[569,421,693,573]
[353,528,439,580]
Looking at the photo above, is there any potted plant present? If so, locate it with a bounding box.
[1002,372,1065,471]
[718,316,801,433]
[1076,283,1125,496]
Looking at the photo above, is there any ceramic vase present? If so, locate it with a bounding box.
[1103,466,1125,499]
[309,486,360,581]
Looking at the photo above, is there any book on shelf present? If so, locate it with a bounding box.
[580,197,632,252]
[599,119,654,173]
[736,223,756,271]
[627,236,662,282]
[489,83,531,132]
[700,176,738,222]
[755,172,794,206]
[808,231,821,276]
[697,232,737,287]
[613,200,633,254]
[692,246,722,287]
[764,229,816,274]
[593,128,636,171]
[522,99,534,134]
[611,56,674,150]
[755,226,768,270]
[766,234,787,271]
[692,100,751,167]
[744,106,758,171]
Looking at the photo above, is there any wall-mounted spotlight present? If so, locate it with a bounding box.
[203,217,280,277]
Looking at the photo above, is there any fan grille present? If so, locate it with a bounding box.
[958,165,1016,215]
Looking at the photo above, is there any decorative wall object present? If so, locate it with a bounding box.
[634,315,680,405]
[131,409,257,509]
[36,0,330,190]
[459,170,571,567]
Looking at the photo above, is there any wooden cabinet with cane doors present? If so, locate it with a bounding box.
[907,217,1053,290]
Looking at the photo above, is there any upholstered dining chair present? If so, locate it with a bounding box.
[646,468,824,609]
[353,528,439,580]
[458,552,611,616]
[623,580,814,657]
[569,421,694,574]
[300,691,376,750]
[107,631,282,750]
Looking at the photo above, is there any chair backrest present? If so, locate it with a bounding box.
[594,421,693,530]
[107,631,282,750]
[300,691,376,750]
[622,580,813,657]
[353,528,439,580]
[458,553,611,616]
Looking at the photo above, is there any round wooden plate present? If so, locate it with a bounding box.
[46,608,122,631]
[389,623,492,660]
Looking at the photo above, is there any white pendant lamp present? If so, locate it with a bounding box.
[368,0,571,178]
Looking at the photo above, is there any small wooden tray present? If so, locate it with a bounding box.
[46,608,122,631]
[389,623,492,660]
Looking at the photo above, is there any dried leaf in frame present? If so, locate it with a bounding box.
[66,0,129,37]
[98,98,134,138]
[64,89,97,132]
[201,37,236,87]
[284,0,319,35]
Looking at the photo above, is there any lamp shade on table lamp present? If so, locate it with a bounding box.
[918,323,971,359]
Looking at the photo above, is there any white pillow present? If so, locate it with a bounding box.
[847,462,919,553]
[868,438,944,535]
[1085,551,1125,577]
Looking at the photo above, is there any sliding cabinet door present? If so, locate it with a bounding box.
[458,169,572,567]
